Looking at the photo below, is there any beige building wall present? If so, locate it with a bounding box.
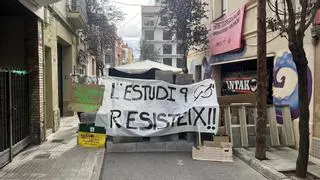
[44,12,59,132]
[314,44,320,139]
[312,30,320,159]
[189,0,316,149]
[43,1,83,131]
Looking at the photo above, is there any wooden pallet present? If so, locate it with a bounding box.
[192,142,233,162]
[220,104,295,148]
[192,136,233,162]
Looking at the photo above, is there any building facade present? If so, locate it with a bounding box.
[115,38,134,66]
[0,0,49,168]
[141,2,184,68]
[43,0,90,135]
[0,0,93,167]
[188,0,319,159]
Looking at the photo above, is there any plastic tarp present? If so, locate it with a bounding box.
[115,60,183,73]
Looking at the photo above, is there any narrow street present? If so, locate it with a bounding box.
[1,0,320,180]
[101,152,267,180]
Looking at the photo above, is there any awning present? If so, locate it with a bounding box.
[210,53,275,66]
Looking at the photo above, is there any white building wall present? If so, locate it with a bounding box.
[154,29,163,41]
[141,5,184,68]
[172,58,177,67]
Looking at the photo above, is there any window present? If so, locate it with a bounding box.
[105,54,112,64]
[163,44,172,54]
[222,0,227,15]
[141,43,155,60]
[163,31,172,40]
[79,66,86,75]
[144,19,155,26]
[195,65,202,82]
[145,30,154,40]
[177,43,184,54]
[177,58,184,68]
[163,58,172,66]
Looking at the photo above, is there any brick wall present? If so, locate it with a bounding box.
[25,17,45,144]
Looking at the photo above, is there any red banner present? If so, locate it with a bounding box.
[209,5,245,55]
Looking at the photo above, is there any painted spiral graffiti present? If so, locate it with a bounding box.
[273,52,312,123]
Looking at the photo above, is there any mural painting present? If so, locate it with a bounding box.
[273,52,312,123]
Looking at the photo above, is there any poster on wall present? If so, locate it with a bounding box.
[221,73,257,95]
[95,76,220,137]
[209,5,245,55]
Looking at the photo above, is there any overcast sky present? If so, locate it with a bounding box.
[109,0,155,59]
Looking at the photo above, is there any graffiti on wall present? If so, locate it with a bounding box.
[273,52,312,123]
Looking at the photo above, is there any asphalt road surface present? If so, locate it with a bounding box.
[100,152,267,180]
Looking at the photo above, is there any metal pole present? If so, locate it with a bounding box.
[8,71,13,161]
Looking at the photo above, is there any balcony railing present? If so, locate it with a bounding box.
[66,0,87,28]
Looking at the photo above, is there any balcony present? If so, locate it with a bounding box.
[141,6,161,14]
[66,0,87,29]
[20,0,63,7]
[78,50,89,65]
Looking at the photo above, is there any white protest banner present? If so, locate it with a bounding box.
[95,76,220,136]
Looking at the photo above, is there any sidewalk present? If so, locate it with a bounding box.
[0,116,105,180]
[234,147,320,180]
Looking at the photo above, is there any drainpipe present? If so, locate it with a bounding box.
[8,71,13,162]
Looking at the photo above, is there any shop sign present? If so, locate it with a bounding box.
[209,5,245,55]
[222,76,257,94]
